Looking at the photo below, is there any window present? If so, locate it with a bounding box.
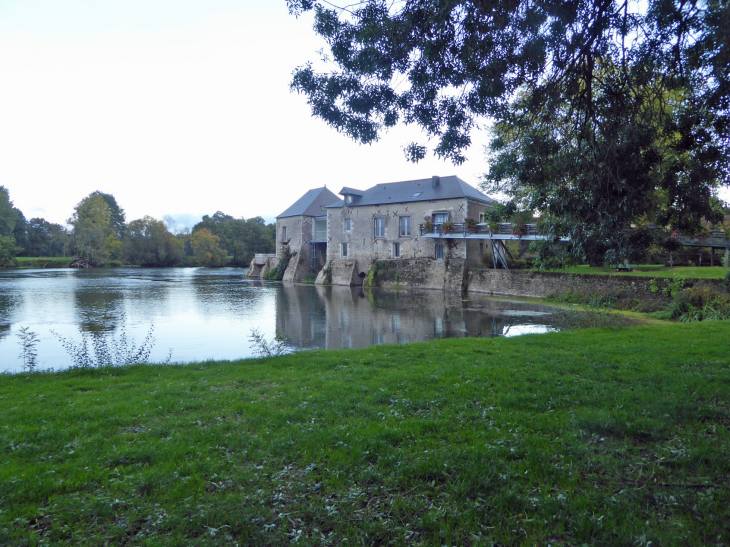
[345,218,352,231]
[393,242,401,258]
[282,226,287,241]
[412,191,422,197]
[479,212,485,223]
[341,243,348,257]
[374,217,385,238]
[314,217,327,240]
[433,212,448,224]
[399,216,411,236]
[435,244,444,259]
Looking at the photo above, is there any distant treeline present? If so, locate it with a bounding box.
[0,186,275,267]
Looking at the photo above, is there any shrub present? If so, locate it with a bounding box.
[441,221,455,234]
[51,324,171,368]
[658,286,730,322]
[16,327,40,372]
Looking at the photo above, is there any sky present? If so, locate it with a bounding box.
[1,1,726,230]
[0,0,493,229]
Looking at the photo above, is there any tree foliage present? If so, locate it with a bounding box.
[69,194,122,265]
[124,216,184,267]
[190,228,227,267]
[0,235,22,267]
[192,212,275,265]
[88,191,126,239]
[25,218,70,257]
[288,0,729,263]
[0,186,25,262]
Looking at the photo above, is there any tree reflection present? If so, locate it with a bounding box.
[73,290,124,333]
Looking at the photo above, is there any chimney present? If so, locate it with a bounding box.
[431,176,440,188]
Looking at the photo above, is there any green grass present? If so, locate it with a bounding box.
[563,264,729,279]
[1,322,729,546]
[15,257,71,268]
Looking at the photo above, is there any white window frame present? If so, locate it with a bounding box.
[393,242,401,258]
[282,225,287,241]
[341,242,348,258]
[479,212,485,223]
[373,217,385,238]
[399,216,411,237]
[345,218,352,231]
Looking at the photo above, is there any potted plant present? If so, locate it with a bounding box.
[423,215,433,233]
[488,220,500,234]
[511,222,527,237]
[442,221,455,234]
[464,217,478,233]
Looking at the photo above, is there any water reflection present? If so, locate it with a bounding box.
[276,285,605,350]
[0,268,629,373]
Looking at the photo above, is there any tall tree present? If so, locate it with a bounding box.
[25,218,70,257]
[124,216,184,266]
[0,186,25,262]
[192,212,275,266]
[88,191,126,239]
[0,186,20,238]
[287,0,729,262]
[69,194,121,265]
[190,228,227,267]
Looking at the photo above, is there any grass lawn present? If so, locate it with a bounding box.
[1,322,729,546]
[15,257,71,268]
[563,264,729,279]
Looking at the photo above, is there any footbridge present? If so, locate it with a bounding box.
[420,222,729,269]
[419,222,568,269]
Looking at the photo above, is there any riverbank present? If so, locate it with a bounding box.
[2,321,728,546]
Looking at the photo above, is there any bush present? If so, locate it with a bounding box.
[659,285,730,322]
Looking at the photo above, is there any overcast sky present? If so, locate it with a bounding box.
[2,1,726,230]
[0,0,494,228]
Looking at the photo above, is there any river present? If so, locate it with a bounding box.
[0,267,621,373]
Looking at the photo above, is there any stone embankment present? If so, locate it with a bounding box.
[308,257,727,311]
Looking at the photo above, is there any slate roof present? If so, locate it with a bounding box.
[276,187,340,219]
[326,176,495,208]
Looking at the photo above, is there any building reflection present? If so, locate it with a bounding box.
[275,285,561,351]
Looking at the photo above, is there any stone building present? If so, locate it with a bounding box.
[274,186,340,282]
[317,175,495,284]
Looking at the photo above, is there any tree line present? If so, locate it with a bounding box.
[0,187,275,267]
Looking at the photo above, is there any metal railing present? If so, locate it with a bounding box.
[419,222,543,238]
[675,231,729,249]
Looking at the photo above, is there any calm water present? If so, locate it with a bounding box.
[0,268,619,373]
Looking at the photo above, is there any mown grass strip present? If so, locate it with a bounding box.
[562,264,729,279]
[1,321,729,546]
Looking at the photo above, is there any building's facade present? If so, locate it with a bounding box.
[269,176,495,285]
[274,187,340,282]
[324,176,494,273]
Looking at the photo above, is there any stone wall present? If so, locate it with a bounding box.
[276,215,313,259]
[245,255,280,279]
[466,269,726,310]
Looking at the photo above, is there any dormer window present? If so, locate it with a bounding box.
[346,195,353,204]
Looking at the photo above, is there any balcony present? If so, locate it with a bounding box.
[419,222,566,241]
